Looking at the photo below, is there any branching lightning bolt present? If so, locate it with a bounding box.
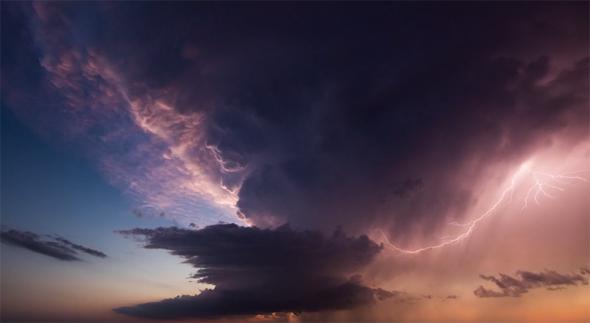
[378,163,588,255]
[521,170,588,211]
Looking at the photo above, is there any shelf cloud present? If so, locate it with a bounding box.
[116,224,396,318]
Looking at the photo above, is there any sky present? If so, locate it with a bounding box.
[1,2,589,322]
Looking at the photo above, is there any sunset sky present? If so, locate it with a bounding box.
[1,2,589,322]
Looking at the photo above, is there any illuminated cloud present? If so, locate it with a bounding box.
[376,160,590,254]
[14,2,247,225]
[474,268,590,298]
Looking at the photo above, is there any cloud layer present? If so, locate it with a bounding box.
[474,268,590,298]
[1,229,106,261]
[116,224,393,318]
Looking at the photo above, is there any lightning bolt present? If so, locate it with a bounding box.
[377,162,588,255]
[521,170,588,211]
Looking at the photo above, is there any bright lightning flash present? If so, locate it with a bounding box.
[377,161,588,255]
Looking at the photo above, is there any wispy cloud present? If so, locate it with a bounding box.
[24,3,246,225]
[54,237,107,258]
[1,229,106,261]
[474,268,589,297]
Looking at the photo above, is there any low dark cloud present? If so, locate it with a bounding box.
[115,224,395,319]
[54,237,107,258]
[473,268,589,298]
[0,229,106,261]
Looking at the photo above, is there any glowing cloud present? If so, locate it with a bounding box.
[27,3,247,225]
[376,157,589,254]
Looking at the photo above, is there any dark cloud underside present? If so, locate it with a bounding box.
[116,224,394,318]
[474,268,590,298]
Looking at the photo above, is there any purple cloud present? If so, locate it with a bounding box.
[474,269,589,298]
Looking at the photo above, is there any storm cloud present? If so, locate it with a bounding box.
[115,224,395,318]
[2,3,588,244]
[0,229,106,261]
[474,268,590,298]
[1,2,589,321]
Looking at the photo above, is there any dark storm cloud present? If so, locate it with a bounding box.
[3,3,588,241]
[0,229,106,261]
[228,5,589,238]
[115,224,396,319]
[231,48,589,237]
[97,2,589,237]
[1,2,588,320]
[473,268,590,298]
[392,179,424,198]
